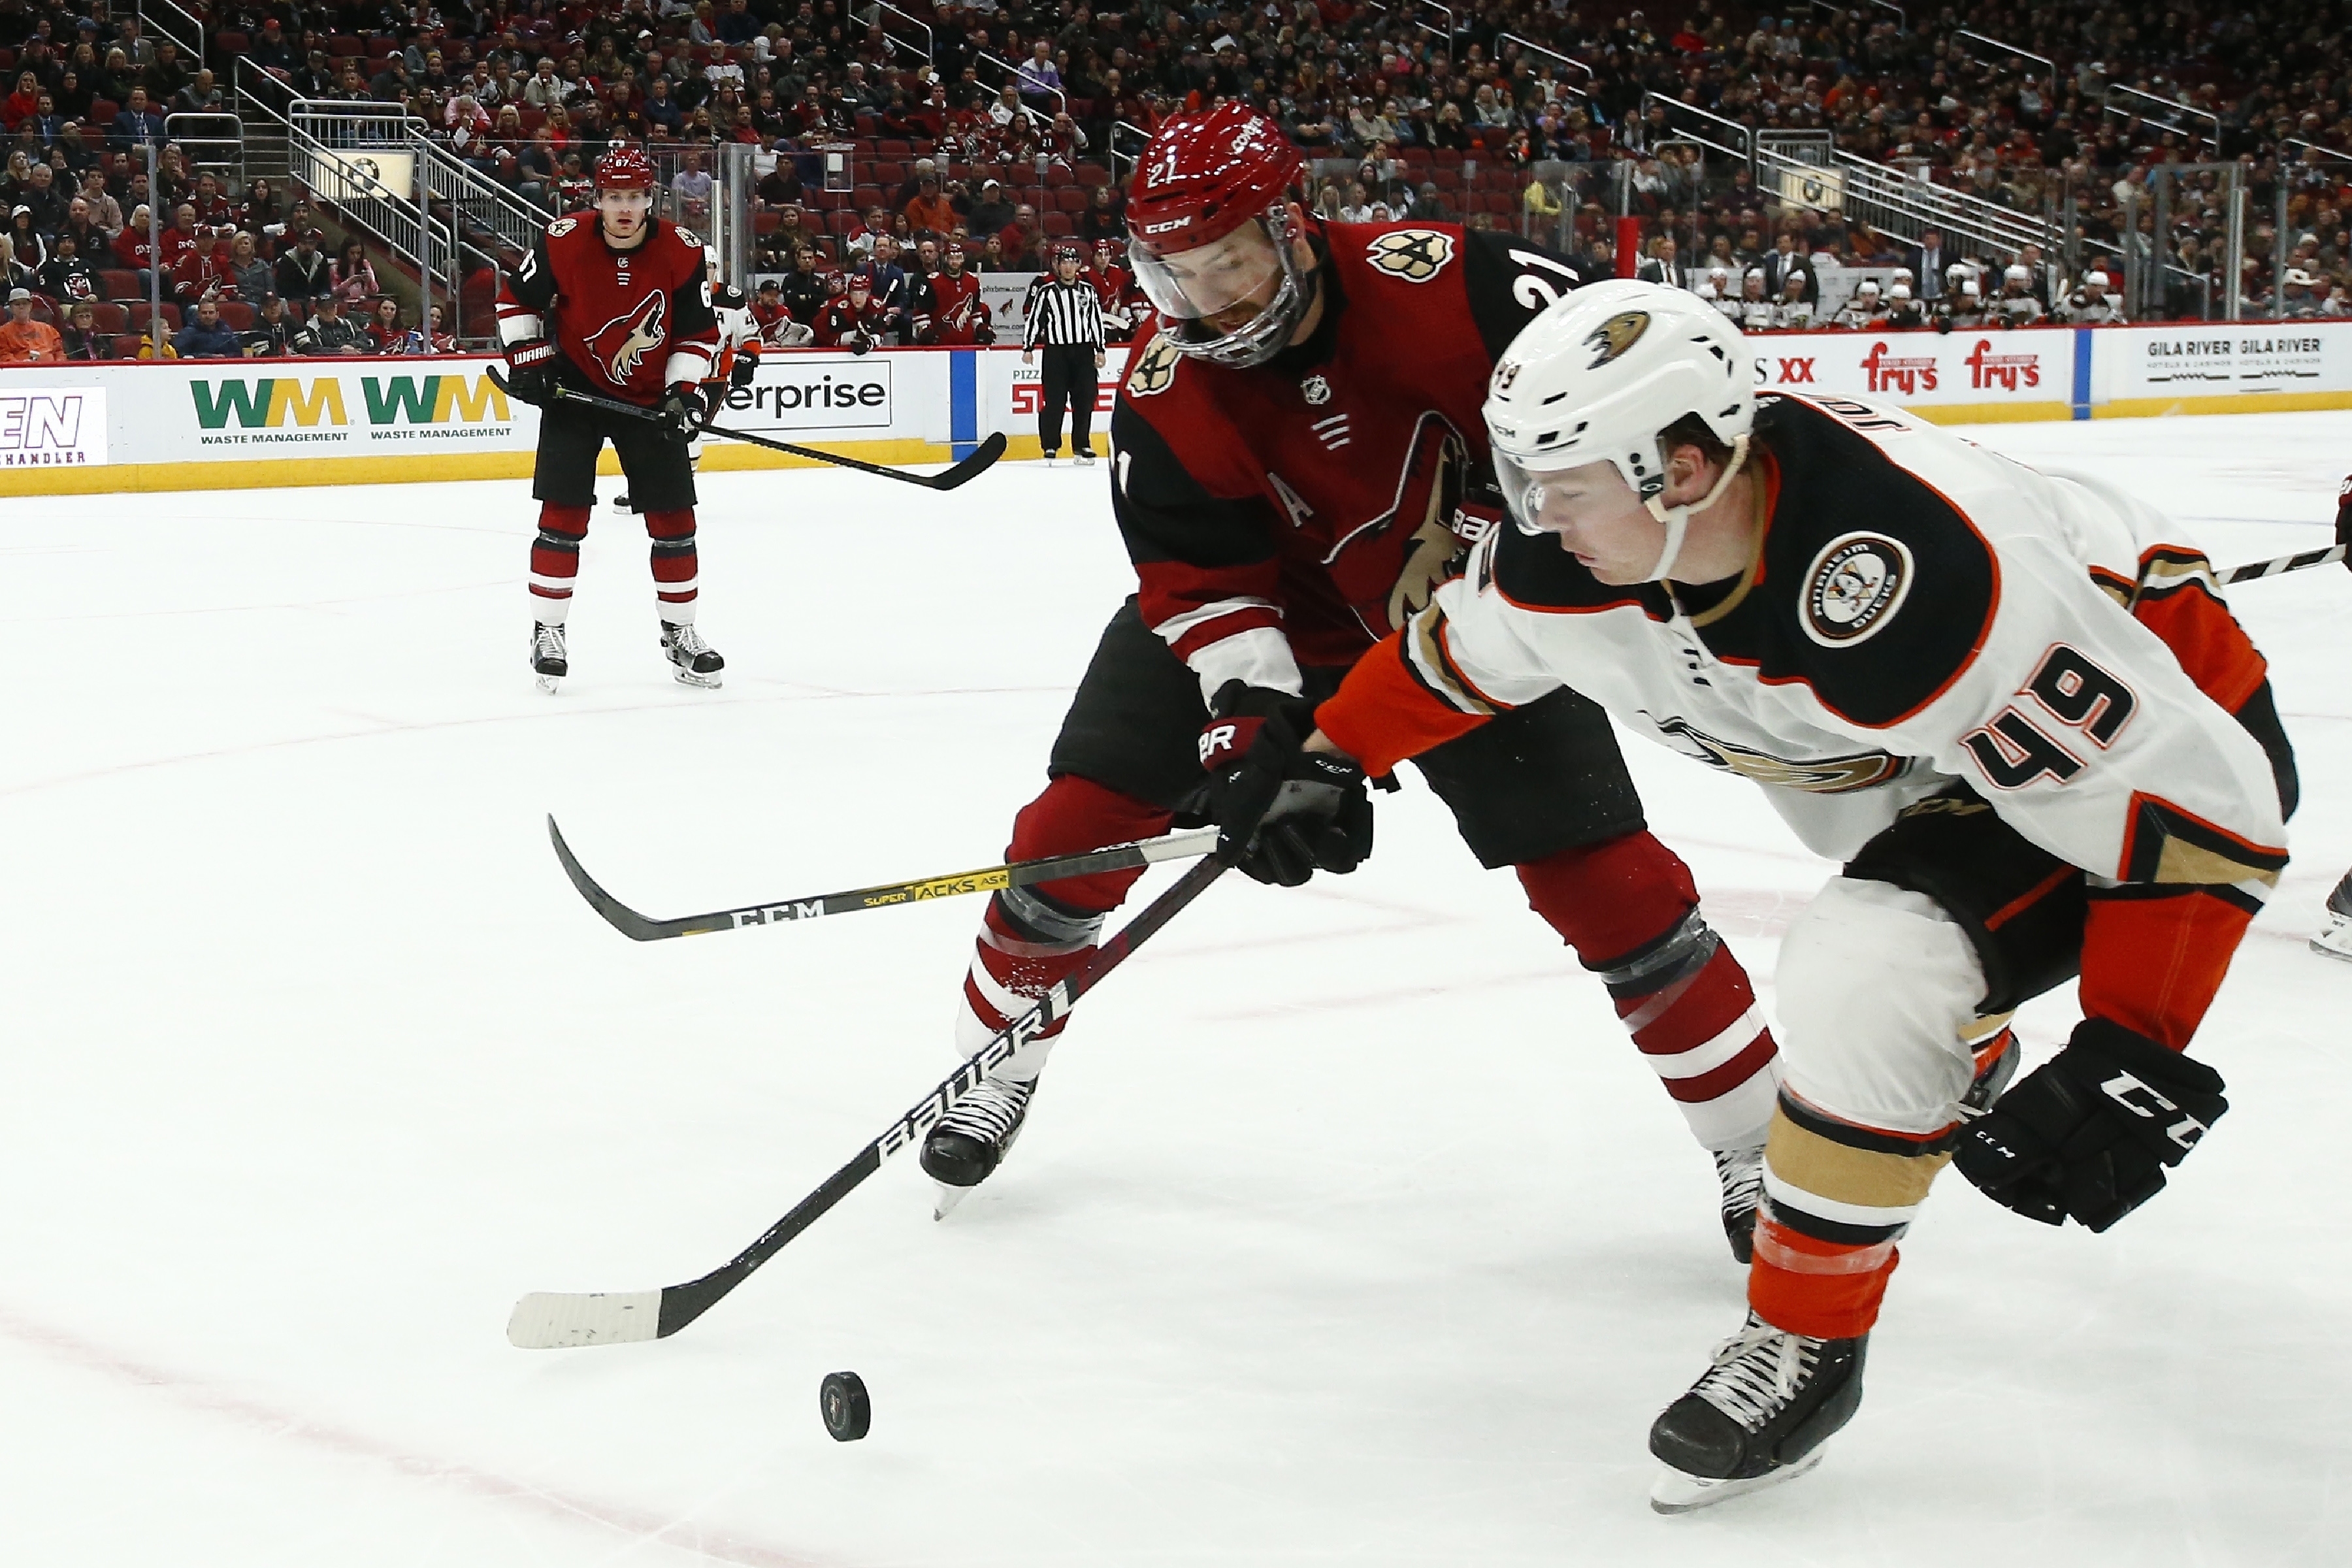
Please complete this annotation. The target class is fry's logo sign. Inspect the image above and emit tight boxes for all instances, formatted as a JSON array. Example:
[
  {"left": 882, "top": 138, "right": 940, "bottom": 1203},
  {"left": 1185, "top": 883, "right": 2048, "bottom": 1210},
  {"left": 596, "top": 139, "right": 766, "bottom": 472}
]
[
  {"left": 190, "top": 375, "right": 512, "bottom": 429},
  {"left": 1860, "top": 341, "right": 1938, "bottom": 394},
  {"left": 1963, "top": 339, "right": 2040, "bottom": 391}
]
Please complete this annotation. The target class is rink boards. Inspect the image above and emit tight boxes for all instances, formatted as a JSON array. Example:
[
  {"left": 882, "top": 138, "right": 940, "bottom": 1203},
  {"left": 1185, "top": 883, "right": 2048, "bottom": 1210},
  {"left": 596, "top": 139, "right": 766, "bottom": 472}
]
[{"left": 5, "top": 323, "right": 2351, "bottom": 494}]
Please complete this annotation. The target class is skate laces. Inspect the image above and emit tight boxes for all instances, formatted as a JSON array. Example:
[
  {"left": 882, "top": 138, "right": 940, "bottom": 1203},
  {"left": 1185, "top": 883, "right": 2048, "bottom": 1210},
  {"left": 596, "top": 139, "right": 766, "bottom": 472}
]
[
  {"left": 1714, "top": 1146, "right": 1765, "bottom": 1219},
  {"left": 1693, "top": 1311, "right": 1821, "bottom": 1433},
  {"left": 939, "top": 1076, "right": 1033, "bottom": 1142},
  {"left": 534, "top": 623, "right": 565, "bottom": 659},
  {"left": 664, "top": 623, "right": 710, "bottom": 656}
]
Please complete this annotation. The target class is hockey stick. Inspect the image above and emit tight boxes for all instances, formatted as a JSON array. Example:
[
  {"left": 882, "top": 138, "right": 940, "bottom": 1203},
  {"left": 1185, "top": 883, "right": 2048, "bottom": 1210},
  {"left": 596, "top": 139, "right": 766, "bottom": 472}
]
[
  {"left": 547, "top": 814, "right": 1218, "bottom": 941},
  {"left": 2221, "top": 543, "right": 2347, "bottom": 584},
  {"left": 507, "top": 855, "right": 1228, "bottom": 1348},
  {"left": 483, "top": 368, "right": 1007, "bottom": 491}
]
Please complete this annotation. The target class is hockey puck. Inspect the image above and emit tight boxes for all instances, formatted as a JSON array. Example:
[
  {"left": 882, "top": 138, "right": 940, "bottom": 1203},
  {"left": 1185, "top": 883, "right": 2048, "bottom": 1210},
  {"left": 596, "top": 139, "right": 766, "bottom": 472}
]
[{"left": 819, "top": 1371, "right": 871, "bottom": 1442}]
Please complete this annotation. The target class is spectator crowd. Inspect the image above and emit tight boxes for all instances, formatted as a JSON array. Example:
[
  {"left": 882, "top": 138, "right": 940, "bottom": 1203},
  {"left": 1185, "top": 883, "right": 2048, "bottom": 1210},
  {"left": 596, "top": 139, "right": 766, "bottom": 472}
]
[{"left": 4, "top": 0, "right": 2351, "bottom": 361}]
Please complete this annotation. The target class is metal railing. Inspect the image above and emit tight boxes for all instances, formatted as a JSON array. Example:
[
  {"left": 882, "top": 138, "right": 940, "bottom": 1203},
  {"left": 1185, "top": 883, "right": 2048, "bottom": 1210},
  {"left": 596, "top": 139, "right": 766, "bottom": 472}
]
[
  {"left": 866, "top": 1, "right": 935, "bottom": 68},
  {"left": 1497, "top": 33, "right": 1593, "bottom": 97},
  {"left": 414, "top": 135, "right": 551, "bottom": 274},
  {"left": 2103, "top": 84, "right": 2220, "bottom": 150},
  {"left": 1109, "top": 120, "right": 1150, "bottom": 185},
  {"left": 1636, "top": 93, "right": 1753, "bottom": 160},
  {"left": 977, "top": 49, "right": 1066, "bottom": 122},
  {"left": 134, "top": 0, "right": 206, "bottom": 68},
  {"left": 1954, "top": 29, "right": 2055, "bottom": 94},
  {"left": 1636, "top": 91, "right": 2057, "bottom": 261},
  {"left": 234, "top": 75, "right": 463, "bottom": 334},
  {"left": 162, "top": 111, "right": 244, "bottom": 180}
]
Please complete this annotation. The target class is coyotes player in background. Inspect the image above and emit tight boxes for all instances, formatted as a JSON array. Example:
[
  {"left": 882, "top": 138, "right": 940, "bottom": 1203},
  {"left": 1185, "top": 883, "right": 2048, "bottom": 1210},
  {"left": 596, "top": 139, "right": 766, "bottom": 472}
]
[
  {"left": 814, "top": 274, "right": 887, "bottom": 352},
  {"left": 914, "top": 240, "right": 994, "bottom": 345},
  {"left": 495, "top": 146, "right": 726, "bottom": 691},
  {"left": 1222, "top": 282, "right": 2297, "bottom": 1509},
  {"left": 921, "top": 105, "right": 1784, "bottom": 1256},
  {"left": 1087, "top": 238, "right": 1139, "bottom": 340}
]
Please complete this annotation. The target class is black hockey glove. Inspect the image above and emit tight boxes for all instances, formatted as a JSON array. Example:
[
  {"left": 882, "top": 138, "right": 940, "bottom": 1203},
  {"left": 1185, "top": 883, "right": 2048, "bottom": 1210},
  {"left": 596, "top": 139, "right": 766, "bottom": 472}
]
[
  {"left": 848, "top": 330, "right": 874, "bottom": 355},
  {"left": 657, "top": 383, "right": 709, "bottom": 443},
  {"left": 974, "top": 324, "right": 996, "bottom": 346},
  {"left": 729, "top": 350, "right": 759, "bottom": 389},
  {"left": 503, "top": 338, "right": 555, "bottom": 406},
  {"left": 1197, "top": 681, "right": 1373, "bottom": 887},
  {"left": 1955, "top": 1017, "right": 2228, "bottom": 1232}
]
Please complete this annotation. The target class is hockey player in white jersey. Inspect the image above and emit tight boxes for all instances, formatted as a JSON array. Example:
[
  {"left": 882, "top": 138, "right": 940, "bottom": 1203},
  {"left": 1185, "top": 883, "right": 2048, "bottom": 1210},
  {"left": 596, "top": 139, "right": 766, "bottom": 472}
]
[{"left": 1209, "top": 281, "right": 2296, "bottom": 1511}]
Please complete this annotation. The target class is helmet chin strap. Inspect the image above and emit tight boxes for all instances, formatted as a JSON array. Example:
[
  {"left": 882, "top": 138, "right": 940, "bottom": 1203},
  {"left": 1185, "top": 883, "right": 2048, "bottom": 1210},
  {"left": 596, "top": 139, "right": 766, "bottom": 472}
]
[{"left": 1639, "top": 434, "right": 1750, "bottom": 583}]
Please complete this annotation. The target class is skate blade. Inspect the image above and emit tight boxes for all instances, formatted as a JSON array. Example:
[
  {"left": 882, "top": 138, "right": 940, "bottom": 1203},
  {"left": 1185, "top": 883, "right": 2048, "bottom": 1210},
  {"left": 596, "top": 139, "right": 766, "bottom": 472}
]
[
  {"left": 671, "top": 668, "right": 723, "bottom": 690},
  {"left": 2310, "top": 920, "right": 2352, "bottom": 963},
  {"left": 933, "top": 1183, "right": 975, "bottom": 1221},
  {"left": 2311, "top": 935, "right": 2352, "bottom": 964},
  {"left": 536, "top": 674, "right": 562, "bottom": 694},
  {"left": 1650, "top": 1448, "right": 1823, "bottom": 1514}
]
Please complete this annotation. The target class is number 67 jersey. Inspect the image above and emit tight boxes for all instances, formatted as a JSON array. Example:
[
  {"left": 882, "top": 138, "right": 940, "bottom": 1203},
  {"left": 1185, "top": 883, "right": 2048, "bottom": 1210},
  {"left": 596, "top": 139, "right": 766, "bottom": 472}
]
[
  {"left": 1321, "top": 391, "right": 2296, "bottom": 1034},
  {"left": 1111, "top": 221, "right": 1588, "bottom": 702}
]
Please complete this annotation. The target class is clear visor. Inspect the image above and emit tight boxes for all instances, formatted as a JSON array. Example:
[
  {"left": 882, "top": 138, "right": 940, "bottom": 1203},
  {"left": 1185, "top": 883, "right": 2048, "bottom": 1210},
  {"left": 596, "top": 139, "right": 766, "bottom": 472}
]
[
  {"left": 1494, "top": 451, "right": 1633, "bottom": 538},
  {"left": 1131, "top": 217, "right": 1284, "bottom": 322}
]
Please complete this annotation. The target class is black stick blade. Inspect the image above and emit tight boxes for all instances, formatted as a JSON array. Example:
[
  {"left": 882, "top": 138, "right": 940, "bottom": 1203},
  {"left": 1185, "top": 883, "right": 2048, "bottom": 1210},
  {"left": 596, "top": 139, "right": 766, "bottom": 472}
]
[
  {"left": 926, "top": 431, "right": 1008, "bottom": 490},
  {"left": 546, "top": 815, "right": 728, "bottom": 940}
]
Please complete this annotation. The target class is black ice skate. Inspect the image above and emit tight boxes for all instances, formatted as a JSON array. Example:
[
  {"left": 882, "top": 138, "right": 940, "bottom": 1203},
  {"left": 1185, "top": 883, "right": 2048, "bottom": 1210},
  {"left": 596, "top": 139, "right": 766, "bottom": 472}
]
[
  {"left": 661, "top": 621, "right": 723, "bottom": 689},
  {"left": 1648, "top": 1309, "right": 1866, "bottom": 1513},
  {"left": 532, "top": 621, "right": 568, "bottom": 693},
  {"left": 2313, "top": 870, "right": 2352, "bottom": 964},
  {"left": 922, "top": 1073, "right": 1036, "bottom": 1218},
  {"left": 1715, "top": 1145, "right": 1764, "bottom": 1263}
]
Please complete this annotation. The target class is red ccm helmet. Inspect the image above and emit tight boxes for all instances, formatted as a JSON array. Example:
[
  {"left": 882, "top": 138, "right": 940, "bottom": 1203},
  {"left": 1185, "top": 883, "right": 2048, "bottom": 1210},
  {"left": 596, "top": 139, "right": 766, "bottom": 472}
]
[
  {"left": 1126, "top": 104, "right": 1313, "bottom": 368},
  {"left": 595, "top": 145, "right": 657, "bottom": 193}
]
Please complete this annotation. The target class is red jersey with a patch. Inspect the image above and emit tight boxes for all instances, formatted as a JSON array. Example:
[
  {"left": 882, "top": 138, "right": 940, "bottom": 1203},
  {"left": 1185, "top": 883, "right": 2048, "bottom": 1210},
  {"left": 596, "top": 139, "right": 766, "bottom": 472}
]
[
  {"left": 922, "top": 269, "right": 990, "bottom": 344},
  {"left": 814, "top": 295, "right": 889, "bottom": 348},
  {"left": 495, "top": 213, "right": 718, "bottom": 405},
  {"left": 1110, "top": 222, "right": 1588, "bottom": 696}
]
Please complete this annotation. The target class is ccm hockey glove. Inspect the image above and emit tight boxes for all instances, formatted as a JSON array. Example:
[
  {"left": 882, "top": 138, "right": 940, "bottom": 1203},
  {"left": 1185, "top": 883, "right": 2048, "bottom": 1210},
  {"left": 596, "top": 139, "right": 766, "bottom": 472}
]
[
  {"left": 658, "top": 383, "right": 710, "bottom": 442},
  {"left": 1199, "top": 680, "right": 1373, "bottom": 888},
  {"left": 504, "top": 338, "right": 556, "bottom": 406},
  {"left": 1955, "top": 1017, "right": 2229, "bottom": 1232}
]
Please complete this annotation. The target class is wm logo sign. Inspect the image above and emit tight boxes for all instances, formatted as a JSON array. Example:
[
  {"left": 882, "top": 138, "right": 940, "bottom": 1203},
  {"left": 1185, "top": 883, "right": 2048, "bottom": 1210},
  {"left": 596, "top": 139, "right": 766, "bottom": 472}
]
[
  {"left": 360, "top": 376, "right": 511, "bottom": 424},
  {"left": 189, "top": 376, "right": 510, "bottom": 429},
  {"left": 191, "top": 379, "right": 347, "bottom": 429}
]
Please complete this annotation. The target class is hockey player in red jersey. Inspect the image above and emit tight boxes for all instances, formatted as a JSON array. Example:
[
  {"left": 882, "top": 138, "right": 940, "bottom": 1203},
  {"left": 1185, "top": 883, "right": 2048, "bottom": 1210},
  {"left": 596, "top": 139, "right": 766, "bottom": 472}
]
[
  {"left": 916, "top": 241, "right": 994, "bottom": 346},
  {"left": 813, "top": 274, "right": 887, "bottom": 352},
  {"left": 1219, "top": 282, "right": 2298, "bottom": 1509},
  {"left": 1088, "top": 238, "right": 1139, "bottom": 340},
  {"left": 495, "top": 146, "right": 726, "bottom": 691},
  {"left": 922, "top": 105, "right": 1785, "bottom": 1256}
]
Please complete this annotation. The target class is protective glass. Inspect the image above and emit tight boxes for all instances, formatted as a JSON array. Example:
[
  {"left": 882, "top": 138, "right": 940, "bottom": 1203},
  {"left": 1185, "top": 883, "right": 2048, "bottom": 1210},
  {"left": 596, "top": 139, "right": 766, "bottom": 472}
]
[{"left": 1130, "top": 218, "right": 1284, "bottom": 321}]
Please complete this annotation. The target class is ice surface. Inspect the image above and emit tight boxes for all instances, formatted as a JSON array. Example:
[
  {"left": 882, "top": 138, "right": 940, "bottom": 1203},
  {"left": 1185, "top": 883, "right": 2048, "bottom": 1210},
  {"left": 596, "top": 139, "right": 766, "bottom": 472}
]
[{"left": 1, "top": 412, "right": 2347, "bottom": 1566}]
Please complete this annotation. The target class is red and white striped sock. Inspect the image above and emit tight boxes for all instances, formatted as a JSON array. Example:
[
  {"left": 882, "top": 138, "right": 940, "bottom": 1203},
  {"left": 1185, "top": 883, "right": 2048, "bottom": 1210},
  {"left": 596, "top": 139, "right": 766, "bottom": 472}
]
[
  {"left": 530, "top": 503, "right": 589, "bottom": 625},
  {"left": 952, "top": 774, "right": 1171, "bottom": 1075},
  {"left": 1518, "top": 832, "right": 1782, "bottom": 1150},
  {"left": 645, "top": 508, "right": 697, "bottom": 622}
]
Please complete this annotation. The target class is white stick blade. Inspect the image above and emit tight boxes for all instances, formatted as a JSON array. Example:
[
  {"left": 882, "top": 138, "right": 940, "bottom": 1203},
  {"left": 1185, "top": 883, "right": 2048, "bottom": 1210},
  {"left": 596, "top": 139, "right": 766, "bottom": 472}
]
[{"left": 506, "top": 1289, "right": 662, "bottom": 1348}]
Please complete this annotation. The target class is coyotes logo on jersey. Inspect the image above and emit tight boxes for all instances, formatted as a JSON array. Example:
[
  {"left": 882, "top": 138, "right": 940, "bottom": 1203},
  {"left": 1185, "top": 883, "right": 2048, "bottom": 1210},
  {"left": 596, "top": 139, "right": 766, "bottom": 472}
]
[{"left": 589, "top": 290, "right": 670, "bottom": 385}]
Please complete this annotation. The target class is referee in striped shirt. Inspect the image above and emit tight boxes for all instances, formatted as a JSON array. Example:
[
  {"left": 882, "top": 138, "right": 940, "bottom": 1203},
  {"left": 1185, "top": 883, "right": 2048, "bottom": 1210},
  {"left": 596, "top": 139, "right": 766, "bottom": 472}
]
[{"left": 1022, "top": 244, "right": 1107, "bottom": 466}]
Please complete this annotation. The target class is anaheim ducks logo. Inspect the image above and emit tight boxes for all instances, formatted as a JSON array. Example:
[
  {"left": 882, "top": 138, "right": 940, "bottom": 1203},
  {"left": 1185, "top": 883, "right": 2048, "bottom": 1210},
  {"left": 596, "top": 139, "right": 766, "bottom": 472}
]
[
  {"left": 1584, "top": 310, "right": 1650, "bottom": 368},
  {"left": 1803, "top": 531, "right": 1914, "bottom": 647},
  {"left": 589, "top": 289, "right": 668, "bottom": 384},
  {"left": 1126, "top": 331, "right": 1181, "bottom": 397},
  {"left": 1650, "top": 715, "right": 1907, "bottom": 794},
  {"left": 1365, "top": 229, "right": 1454, "bottom": 283}
]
